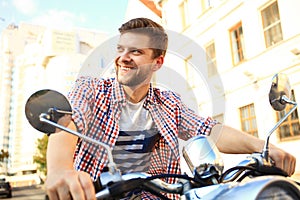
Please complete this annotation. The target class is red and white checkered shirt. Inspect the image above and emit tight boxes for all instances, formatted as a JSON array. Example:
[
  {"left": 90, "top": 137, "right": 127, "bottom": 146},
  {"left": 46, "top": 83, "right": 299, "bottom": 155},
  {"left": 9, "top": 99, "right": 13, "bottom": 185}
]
[{"left": 68, "top": 76, "right": 218, "bottom": 199}]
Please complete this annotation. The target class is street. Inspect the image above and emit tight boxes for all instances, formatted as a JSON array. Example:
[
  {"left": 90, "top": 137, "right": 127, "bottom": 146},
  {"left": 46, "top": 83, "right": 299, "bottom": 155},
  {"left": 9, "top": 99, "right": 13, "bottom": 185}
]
[{"left": 0, "top": 185, "right": 46, "bottom": 200}]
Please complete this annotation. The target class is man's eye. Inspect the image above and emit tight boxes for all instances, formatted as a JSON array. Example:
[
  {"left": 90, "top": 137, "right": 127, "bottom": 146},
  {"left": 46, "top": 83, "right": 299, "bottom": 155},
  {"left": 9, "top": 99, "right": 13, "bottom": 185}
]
[
  {"left": 132, "top": 49, "right": 142, "bottom": 55},
  {"left": 117, "top": 47, "right": 123, "bottom": 52}
]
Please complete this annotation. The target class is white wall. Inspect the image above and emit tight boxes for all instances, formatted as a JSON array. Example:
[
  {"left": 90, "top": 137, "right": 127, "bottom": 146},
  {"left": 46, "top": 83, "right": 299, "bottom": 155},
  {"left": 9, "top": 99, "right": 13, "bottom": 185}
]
[{"left": 160, "top": 0, "right": 300, "bottom": 177}]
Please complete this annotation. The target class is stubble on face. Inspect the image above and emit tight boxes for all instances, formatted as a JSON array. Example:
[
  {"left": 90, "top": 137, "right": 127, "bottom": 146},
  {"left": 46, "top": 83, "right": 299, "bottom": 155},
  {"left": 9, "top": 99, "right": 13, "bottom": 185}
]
[
  {"left": 115, "top": 33, "right": 155, "bottom": 88},
  {"left": 116, "top": 61, "right": 153, "bottom": 87}
]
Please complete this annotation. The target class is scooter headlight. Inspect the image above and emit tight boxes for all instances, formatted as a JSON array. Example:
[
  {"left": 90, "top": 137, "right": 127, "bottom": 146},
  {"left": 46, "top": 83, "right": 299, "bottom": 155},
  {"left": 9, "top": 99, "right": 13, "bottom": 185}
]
[{"left": 182, "top": 135, "right": 224, "bottom": 176}]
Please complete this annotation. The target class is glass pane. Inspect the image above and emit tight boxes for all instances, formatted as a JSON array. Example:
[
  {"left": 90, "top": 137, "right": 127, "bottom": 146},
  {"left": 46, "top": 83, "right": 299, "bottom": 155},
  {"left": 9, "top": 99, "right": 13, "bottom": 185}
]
[
  {"left": 250, "top": 105, "right": 255, "bottom": 116},
  {"left": 279, "top": 126, "right": 284, "bottom": 138},
  {"left": 262, "top": 2, "right": 279, "bottom": 27},
  {"left": 291, "top": 109, "right": 298, "bottom": 120},
  {"left": 241, "top": 108, "right": 247, "bottom": 118},
  {"left": 282, "top": 125, "right": 290, "bottom": 137},
  {"left": 206, "top": 43, "right": 215, "bottom": 58},
  {"left": 206, "top": 42, "right": 217, "bottom": 77},
  {"left": 241, "top": 122, "right": 245, "bottom": 130},
  {"left": 238, "top": 26, "right": 243, "bottom": 36},
  {"left": 252, "top": 118, "right": 257, "bottom": 129},
  {"left": 244, "top": 121, "right": 250, "bottom": 131},
  {"left": 262, "top": 6, "right": 271, "bottom": 27},
  {"left": 277, "top": 93, "right": 300, "bottom": 139},
  {"left": 292, "top": 123, "right": 300, "bottom": 136},
  {"left": 231, "top": 32, "right": 238, "bottom": 49},
  {"left": 271, "top": 2, "right": 280, "bottom": 21},
  {"left": 245, "top": 120, "right": 251, "bottom": 131},
  {"left": 279, "top": 110, "right": 286, "bottom": 119},
  {"left": 264, "top": 30, "right": 272, "bottom": 47},
  {"left": 240, "top": 104, "right": 257, "bottom": 136},
  {"left": 271, "top": 24, "right": 283, "bottom": 43},
  {"left": 262, "top": 2, "right": 282, "bottom": 48}
]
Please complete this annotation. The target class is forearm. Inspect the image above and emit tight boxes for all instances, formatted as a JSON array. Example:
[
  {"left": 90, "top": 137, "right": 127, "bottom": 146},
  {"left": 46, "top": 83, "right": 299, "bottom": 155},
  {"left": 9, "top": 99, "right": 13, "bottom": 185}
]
[
  {"left": 209, "top": 124, "right": 265, "bottom": 154},
  {"left": 47, "top": 121, "right": 78, "bottom": 173},
  {"left": 45, "top": 120, "right": 96, "bottom": 199}
]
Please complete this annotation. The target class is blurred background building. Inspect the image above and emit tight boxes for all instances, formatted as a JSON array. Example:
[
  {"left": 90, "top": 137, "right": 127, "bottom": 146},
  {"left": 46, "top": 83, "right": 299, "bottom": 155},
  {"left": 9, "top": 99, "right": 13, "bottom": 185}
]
[
  {"left": 0, "top": 0, "right": 299, "bottom": 184},
  {"left": 0, "top": 21, "right": 107, "bottom": 181}
]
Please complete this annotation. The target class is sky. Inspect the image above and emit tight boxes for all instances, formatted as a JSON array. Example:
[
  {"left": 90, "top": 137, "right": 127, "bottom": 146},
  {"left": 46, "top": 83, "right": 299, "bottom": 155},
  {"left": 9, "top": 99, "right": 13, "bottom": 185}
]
[{"left": 0, "top": 0, "right": 129, "bottom": 34}]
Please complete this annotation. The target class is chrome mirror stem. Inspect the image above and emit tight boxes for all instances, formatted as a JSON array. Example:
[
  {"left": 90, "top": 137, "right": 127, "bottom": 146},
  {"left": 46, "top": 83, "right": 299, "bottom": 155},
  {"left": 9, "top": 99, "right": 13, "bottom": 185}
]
[
  {"left": 262, "top": 97, "right": 297, "bottom": 161},
  {"left": 39, "top": 113, "right": 119, "bottom": 174}
]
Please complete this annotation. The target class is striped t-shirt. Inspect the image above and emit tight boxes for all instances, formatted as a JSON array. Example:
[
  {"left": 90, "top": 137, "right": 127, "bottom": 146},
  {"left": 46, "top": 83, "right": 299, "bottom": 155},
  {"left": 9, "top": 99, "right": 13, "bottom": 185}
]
[{"left": 112, "top": 99, "right": 160, "bottom": 173}]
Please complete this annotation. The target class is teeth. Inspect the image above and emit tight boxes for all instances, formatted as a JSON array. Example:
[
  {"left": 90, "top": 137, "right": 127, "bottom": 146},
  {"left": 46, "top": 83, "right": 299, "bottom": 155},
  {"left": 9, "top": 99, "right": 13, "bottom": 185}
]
[{"left": 121, "top": 66, "right": 131, "bottom": 71}]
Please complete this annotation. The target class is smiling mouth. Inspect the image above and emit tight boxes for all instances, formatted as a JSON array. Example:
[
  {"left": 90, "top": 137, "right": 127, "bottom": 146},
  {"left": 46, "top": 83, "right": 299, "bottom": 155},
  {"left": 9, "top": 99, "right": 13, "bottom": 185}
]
[{"left": 119, "top": 65, "right": 136, "bottom": 71}]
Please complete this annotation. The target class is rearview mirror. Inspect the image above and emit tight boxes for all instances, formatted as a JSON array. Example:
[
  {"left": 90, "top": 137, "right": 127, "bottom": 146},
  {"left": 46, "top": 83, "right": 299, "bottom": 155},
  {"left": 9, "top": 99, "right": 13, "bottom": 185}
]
[
  {"left": 269, "top": 73, "right": 291, "bottom": 111},
  {"left": 24, "top": 89, "right": 72, "bottom": 134},
  {"left": 263, "top": 73, "right": 297, "bottom": 160}
]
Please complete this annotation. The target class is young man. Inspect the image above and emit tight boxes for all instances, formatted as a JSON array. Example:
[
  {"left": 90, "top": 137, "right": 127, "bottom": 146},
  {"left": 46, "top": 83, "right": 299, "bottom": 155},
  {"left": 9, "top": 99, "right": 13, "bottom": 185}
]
[{"left": 46, "top": 18, "right": 296, "bottom": 200}]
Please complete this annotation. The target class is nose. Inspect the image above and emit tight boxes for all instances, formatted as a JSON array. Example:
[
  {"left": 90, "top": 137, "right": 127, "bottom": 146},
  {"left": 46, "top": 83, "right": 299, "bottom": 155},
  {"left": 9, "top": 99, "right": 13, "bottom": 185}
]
[
  {"left": 117, "top": 50, "right": 131, "bottom": 63},
  {"left": 115, "top": 53, "right": 131, "bottom": 67}
]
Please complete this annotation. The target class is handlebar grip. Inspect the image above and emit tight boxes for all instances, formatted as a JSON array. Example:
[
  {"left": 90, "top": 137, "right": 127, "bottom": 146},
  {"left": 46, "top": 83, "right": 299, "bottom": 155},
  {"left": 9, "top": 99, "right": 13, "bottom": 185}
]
[
  {"left": 96, "top": 178, "right": 144, "bottom": 199},
  {"left": 109, "top": 178, "right": 144, "bottom": 196},
  {"left": 93, "top": 178, "right": 103, "bottom": 193},
  {"left": 258, "top": 165, "right": 288, "bottom": 176}
]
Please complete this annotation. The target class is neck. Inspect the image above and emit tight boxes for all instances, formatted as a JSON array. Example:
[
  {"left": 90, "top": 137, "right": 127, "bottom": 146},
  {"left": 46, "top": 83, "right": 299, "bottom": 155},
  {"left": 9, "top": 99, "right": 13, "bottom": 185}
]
[{"left": 123, "top": 84, "right": 150, "bottom": 103}]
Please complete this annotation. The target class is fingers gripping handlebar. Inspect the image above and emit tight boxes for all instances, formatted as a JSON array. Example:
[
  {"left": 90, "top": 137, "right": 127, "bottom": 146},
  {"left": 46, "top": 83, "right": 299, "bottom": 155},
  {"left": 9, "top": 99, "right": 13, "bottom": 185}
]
[{"left": 95, "top": 172, "right": 187, "bottom": 199}]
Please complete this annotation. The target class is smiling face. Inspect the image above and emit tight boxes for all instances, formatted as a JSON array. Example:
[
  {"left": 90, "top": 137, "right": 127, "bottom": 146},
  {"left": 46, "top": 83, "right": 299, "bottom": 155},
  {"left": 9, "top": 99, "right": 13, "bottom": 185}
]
[{"left": 115, "top": 32, "right": 163, "bottom": 89}]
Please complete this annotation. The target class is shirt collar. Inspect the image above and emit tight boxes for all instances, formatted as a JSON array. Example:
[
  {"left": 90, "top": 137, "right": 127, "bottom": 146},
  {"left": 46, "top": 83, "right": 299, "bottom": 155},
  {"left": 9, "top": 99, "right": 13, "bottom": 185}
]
[
  {"left": 111, "top": 78, "right": 127, "bottom": 105},
  {"left": 145, "top": 84, "right": 160, "bottom": 106}
]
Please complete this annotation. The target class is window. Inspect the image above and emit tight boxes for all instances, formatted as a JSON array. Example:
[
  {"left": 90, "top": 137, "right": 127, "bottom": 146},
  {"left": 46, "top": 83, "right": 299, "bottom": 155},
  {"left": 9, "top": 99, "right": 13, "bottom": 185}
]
[
  {"left": 184, "top": 55, "right": 196, "bottom": 88},
  {"left": 261, "top": 1, "right": 283, "bottom": 48},
  {"left": 206, "top": 41, "right": 217, "bottom": 77},
  {"left": 181, "top": 0, "right": 212, "bottom": 29},
  {"left": 22, "top": 169, "right": 37, "bottom": 175},
  {"left": 179, "top": 0, "right": 190, "bottom": 29},
  {"left": 277, "top": 90, "right": 300, "bottom": 140},
  {"left": 240, "top": 104, "right": 258, "bottom": 137},
  {"left": 230, "top": 22, "right": 245, "bottom": 65}
]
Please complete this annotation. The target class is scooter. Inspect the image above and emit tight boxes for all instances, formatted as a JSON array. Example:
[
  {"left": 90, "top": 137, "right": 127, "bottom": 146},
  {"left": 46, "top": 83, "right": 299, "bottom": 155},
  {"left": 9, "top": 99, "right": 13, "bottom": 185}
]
[{"left": 25, "top": 73, "right": 300, "bottom": 199}]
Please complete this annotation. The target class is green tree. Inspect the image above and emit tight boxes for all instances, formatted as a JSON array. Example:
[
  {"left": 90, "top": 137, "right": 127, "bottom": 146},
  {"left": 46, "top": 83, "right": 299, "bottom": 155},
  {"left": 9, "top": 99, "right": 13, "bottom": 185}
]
[{"left": 33, "top": 135, "right": 48, "bottom": 175}]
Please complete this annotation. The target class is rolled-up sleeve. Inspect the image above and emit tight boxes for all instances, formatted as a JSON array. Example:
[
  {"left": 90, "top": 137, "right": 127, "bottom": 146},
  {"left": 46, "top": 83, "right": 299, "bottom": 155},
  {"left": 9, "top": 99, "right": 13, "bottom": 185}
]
[{"left": 178, "top": 102, "right": 219, "bottom": 140}]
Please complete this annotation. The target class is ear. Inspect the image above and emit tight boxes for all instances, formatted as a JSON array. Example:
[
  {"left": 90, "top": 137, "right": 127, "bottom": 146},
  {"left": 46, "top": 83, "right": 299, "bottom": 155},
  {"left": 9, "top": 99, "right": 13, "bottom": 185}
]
[{"left": 152, "top": 55, "right": 164, "bottom": 72}]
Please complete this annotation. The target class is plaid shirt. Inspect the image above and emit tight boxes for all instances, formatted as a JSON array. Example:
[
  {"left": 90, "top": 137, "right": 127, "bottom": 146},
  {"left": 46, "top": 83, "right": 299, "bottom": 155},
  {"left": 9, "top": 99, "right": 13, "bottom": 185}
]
[{"left": 68, "top": 76, "right": 217, "bottom": 199}]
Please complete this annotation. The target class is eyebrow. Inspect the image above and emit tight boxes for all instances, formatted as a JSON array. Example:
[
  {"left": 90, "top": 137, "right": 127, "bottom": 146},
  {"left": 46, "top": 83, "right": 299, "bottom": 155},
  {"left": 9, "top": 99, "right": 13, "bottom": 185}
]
[{"left": 116, "top": 45, "right": 150, "bottom": 51}]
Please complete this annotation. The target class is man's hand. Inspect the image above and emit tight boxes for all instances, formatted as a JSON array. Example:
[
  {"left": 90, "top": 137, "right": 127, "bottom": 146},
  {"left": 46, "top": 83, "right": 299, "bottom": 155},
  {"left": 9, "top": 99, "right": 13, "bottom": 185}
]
[
  {"left": 211, "top": 124, "right": 296, "bottom": 176},
  {"left": 269, "top": 145, "right": 296, "bottom": 176},
  {"left": 46, "top": 120, "right": 95, "bottom": 200},
  {"left": 46, "top": 169, "right": 96, "bottom": 200}
]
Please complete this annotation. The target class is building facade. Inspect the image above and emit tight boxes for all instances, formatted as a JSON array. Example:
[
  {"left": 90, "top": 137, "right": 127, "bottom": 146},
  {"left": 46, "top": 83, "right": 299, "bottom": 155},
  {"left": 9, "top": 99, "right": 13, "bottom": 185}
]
[
  {"left": 0, "top": 22, "right": 107, "bottom": 175},
  {"left": 132, "top": 0, "right": 300, "bottom": 177}
]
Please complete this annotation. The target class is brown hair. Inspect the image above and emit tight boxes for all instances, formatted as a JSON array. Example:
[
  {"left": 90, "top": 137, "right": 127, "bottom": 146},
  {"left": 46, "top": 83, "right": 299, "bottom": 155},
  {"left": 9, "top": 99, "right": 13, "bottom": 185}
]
[{"left": 118, "top": 17, "right": 168, "bottom": 58}]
